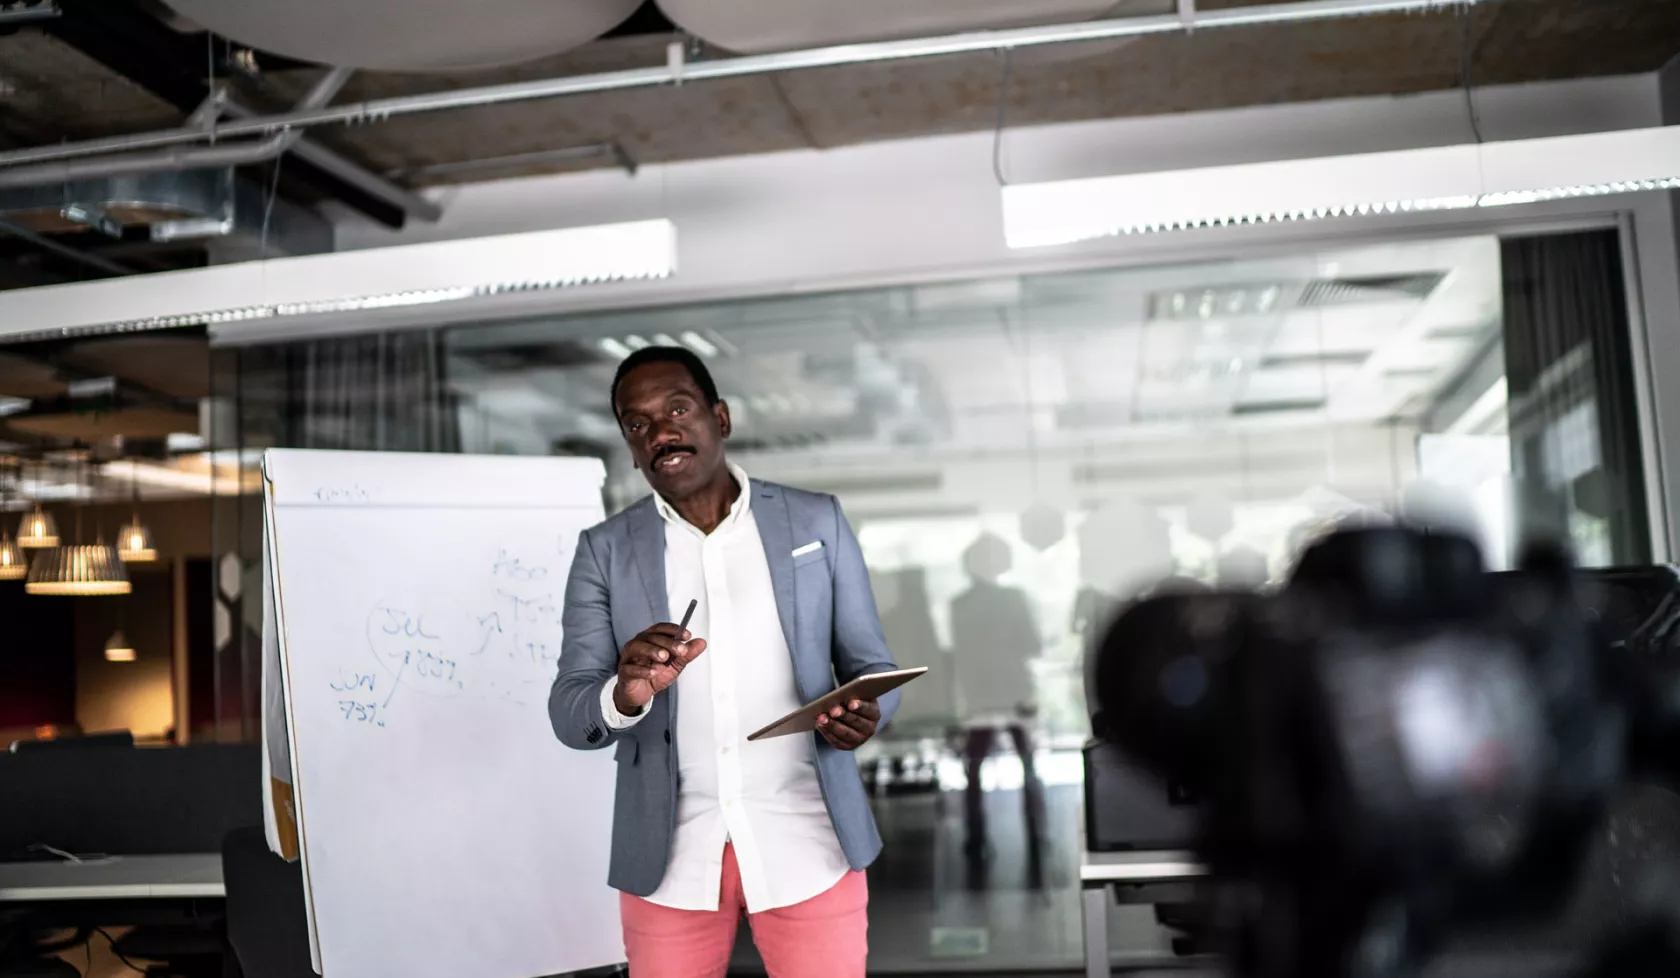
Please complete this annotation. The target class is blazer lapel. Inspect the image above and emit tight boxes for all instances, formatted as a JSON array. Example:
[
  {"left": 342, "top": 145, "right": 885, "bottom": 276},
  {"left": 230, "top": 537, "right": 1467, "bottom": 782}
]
[
  {"left": 751, "top": 480, "right": 800, "bottom": 664},
  {"left": 625, "top": 496, "right": 674, "bottom": 733},
  {"left": 627, "top": 497, "right": 669, "bottom": 624}
]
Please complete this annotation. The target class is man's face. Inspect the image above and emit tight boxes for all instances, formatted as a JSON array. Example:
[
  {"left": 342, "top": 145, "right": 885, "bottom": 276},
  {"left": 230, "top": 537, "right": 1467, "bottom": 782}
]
[{"left": 615, "top": 360, "right": 731, "bottom": 501}]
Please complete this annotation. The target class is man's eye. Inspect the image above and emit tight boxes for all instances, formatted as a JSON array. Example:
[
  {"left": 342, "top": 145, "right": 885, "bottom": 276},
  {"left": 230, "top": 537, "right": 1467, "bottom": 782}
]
[
  {"left": 627, "top": 421, "right": 645, "bottom": 432},
  {"left": 672, "top": 406, "right": 688, "bottom": 416}
]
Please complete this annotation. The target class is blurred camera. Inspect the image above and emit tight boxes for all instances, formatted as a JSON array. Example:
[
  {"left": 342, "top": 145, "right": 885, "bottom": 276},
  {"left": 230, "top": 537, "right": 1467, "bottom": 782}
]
[{"left": 1090, "top": 524, "right": 1680, "bottom": 978}]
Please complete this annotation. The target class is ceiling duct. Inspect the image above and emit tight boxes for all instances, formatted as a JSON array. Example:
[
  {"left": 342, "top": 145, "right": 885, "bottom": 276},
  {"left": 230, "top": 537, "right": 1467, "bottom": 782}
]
[{"left": 0, "top": 169, "right": 332, "bottom": 260}]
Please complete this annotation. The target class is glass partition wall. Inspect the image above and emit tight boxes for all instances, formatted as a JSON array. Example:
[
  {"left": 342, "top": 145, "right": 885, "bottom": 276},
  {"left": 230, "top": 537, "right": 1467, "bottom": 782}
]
[{"left": 229, "top": 225, "right": 1656, "bottom": 972}]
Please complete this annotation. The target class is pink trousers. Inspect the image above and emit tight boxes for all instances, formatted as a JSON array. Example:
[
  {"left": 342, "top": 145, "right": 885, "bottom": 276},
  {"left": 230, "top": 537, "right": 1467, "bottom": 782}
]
[{"left": 619, "top": 844, "right": 869, "bottom": 978}]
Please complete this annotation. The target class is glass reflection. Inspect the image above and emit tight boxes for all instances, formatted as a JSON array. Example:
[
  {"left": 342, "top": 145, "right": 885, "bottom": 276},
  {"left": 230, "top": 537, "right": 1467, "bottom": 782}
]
[{"left": 228, "top": 228, "right": 1652, "bottom": 972}]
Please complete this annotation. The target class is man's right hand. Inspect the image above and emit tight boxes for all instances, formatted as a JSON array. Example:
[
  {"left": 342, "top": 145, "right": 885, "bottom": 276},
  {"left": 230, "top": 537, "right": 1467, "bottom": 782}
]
[{"left": 614, "top": 623, "right": 706, "bottom": 716}]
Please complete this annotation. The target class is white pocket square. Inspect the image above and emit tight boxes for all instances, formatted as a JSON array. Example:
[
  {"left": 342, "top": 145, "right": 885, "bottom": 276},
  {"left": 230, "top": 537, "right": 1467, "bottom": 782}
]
[{"left": 791, "top": 541, "right": 824, "bottom": 557}]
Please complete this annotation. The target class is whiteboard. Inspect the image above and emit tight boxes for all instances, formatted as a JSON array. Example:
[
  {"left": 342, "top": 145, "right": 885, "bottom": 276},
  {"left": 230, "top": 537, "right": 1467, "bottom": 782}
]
[{"left": 263, "top": 449, "right": 622, "bottom": 978}]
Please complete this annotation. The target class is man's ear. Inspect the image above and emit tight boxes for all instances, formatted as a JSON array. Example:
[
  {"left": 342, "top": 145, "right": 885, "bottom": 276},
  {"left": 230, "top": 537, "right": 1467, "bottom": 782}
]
[{"left": 715, "top": 399, "right": 732, "bottom": 439}]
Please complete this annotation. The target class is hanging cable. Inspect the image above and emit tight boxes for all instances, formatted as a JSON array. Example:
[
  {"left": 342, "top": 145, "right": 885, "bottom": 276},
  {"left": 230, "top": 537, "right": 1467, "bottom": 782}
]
[
  {"left": 260, "top": 154, "right": 284, "bottom": 260},
  {"left": 1461, "top": 4, "right": 1485, "bottom": 144},
  {"left": 992, "top": 48, "right": 1015, "bottom": 187}
]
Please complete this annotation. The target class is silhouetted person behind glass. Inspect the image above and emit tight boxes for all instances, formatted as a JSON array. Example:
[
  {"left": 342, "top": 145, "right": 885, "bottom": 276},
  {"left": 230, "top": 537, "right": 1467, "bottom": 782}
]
[
  {"left": 947, "top": 532, "right": 1042, "bottom": 865},
  {"left": 1216, "top": 544, "right": 1269, "bottom": 589},
  {"left": 1074, "top": 502, "right": 1173, "bottom": 728},
  {"left": 872, "top": 567, "right": 952, "bottom": 727}
]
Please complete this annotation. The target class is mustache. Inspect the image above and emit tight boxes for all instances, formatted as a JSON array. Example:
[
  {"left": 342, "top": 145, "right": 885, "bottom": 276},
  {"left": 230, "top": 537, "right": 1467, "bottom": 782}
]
[{"left": 652, "top": 444, "right": 696, "bottom": 463}]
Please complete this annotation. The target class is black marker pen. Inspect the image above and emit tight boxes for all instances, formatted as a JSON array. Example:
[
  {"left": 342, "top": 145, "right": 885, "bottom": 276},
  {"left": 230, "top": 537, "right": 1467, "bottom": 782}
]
[{"left": 679, "top": 598, "right": 697, "bottom": 632}]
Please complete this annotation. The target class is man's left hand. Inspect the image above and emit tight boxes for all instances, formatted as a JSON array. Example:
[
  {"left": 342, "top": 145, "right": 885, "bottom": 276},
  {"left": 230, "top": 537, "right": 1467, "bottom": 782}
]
[{"left": 816, "top": 698, "right": 880, "bottom": 751}]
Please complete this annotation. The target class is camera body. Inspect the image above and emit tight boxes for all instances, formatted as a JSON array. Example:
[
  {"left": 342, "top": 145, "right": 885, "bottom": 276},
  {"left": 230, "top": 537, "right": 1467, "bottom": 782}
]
[{"left": 1091, "top": 525, "right": 1677, "bottom": 978}]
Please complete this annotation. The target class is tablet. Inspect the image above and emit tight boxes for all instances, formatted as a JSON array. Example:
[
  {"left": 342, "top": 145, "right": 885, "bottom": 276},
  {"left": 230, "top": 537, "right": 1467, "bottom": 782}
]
[{"left": 747, "top": 667, "right": 929, "bottom": 741}]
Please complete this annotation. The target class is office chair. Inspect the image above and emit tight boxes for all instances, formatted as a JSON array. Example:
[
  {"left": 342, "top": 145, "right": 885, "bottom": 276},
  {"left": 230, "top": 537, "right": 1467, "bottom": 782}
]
[{"left": 221, "top": 828, "right": 313, "bottom": 978}]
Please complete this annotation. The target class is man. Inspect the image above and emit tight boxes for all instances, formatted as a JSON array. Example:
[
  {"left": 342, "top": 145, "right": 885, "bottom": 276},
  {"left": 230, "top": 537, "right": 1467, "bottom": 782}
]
[{"left": 549, "top": 346, "right": 901, "bottom": 978}]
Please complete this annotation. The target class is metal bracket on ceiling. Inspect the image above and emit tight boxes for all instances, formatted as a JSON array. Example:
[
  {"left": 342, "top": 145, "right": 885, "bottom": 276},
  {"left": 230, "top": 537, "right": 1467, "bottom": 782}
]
[
  {"left": 1178, "top": 0, "right": 1197, "bottom": 31},
  {"left": 187, "top": 86, "right": 232, "bottom": 132},
  {"left": 667, "top": 40, "right": 686, "bottom": 86},
  {"left": 608, "top": 142, "right": 640, "bottom": 177},
  {"left": 60, "top": 202, "right": 122, "bottom": 238}
]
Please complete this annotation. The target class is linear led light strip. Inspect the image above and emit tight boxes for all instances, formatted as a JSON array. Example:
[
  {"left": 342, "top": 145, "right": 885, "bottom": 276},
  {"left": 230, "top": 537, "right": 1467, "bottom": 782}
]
[
  {"left": 110, "top": 280, "right": 662, "bottom": 332},
  {"left": 1002, "top": 126, "right": 1680, "bottom": 248},
  {"left": 0, "top": 219, "right": 676, "bottom": 340},
  {"left": 599, "top": 330, "right": 724, "bottom": 359}
]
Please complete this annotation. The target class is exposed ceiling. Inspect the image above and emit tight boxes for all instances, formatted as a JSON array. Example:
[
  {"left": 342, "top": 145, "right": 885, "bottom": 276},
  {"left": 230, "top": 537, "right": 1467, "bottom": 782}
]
[
  {"left": 251, "top": 0, "right": 1680, "bottom": 182},
  {"left": 0, "top": 0, "right": 1675, "bottom": 287}
]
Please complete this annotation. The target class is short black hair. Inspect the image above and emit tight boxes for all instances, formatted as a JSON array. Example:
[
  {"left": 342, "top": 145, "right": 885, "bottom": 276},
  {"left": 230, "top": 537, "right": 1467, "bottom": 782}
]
[{"left": 609, "top": 346, "right": 719, "bottom": 419}]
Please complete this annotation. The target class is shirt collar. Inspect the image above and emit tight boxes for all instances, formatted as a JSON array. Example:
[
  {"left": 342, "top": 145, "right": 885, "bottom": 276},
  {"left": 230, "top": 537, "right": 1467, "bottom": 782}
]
[{"left": 654, "top": 461, "right": 752, "bottom": 534}]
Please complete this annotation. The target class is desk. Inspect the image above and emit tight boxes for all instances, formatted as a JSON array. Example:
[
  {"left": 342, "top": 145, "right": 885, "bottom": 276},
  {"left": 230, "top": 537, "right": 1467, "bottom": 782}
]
[
  {"left": 1081, "top": 850, "right": 1207, "bottom": 978},
  {"left": 0, "top": 854, "right": 224, "bottom": 902}
]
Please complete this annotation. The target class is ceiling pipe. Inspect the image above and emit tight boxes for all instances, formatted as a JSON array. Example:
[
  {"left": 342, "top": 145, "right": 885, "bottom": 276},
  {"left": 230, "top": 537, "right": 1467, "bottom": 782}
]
[
  {"left": 218, "top": 98, "right": 443, "bottom": 222},
  {"left": 0, "top": 138, "right": 297, "bottom": 190},
  {"left": 0, "top": 0, "right": 1487, "bottom": 171},
  {"left": 0, "top": 67, "right": 352, "bottom": 190}
]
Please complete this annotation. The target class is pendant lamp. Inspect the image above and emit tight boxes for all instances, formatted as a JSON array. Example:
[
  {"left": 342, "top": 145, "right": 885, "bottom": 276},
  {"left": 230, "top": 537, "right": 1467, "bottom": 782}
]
[
  {"left": 26, "top": 453, "right": 130, "bottom": 596},
  {"left": 0, "top": 535, "right": 23, "bottom": 581},
  {"left": 0, "top": 459, "right": 24, "bottom": 580},
  {"left": 117, "top": 463, "right": 157, "bottom": 562},
  {"left": 117, "top": 521, "right": 157, "bottom": 563},
  {"left": 17, "top": 505, "right": 58, "bottom": 548},
  {"left": 104, "top": 630, "right": 136, "bottom": 662},
  {"left": 17, "top": 459, "right": 58, "bottom": 548},
  {"left": 27, "top": 542, "right": 132, "bottom": 596}
]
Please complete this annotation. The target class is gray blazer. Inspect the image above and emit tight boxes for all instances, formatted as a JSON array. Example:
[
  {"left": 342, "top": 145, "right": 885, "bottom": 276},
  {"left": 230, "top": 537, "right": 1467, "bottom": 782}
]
[{"left": 549, "top": 478, "right": 901, "bottom": 897}]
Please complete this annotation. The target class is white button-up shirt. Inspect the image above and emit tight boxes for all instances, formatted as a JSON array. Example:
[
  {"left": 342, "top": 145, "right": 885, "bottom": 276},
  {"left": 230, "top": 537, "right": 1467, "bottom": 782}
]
[{"left": 600, "top": 464, "right": 850, "bottom": 913}]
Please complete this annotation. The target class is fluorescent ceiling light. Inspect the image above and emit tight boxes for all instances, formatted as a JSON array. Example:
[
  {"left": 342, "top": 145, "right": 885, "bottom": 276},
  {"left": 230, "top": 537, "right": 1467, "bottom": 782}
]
[
  {"left": 0, "top": 220, "right": 677, "bottom": 340},
  {"left": 102, "top": 457, "right": 264, "bottom": 496},
  {"left": 166, "top": 432, "right": 207, "bottom": 452},
  {"left": 1150, "top": 285, "right": 1289, "bottom": 320},
  {"left": 679, "top": 331, "right": 719, "bottom": 357},
  {"left": 1003, "top": 126, "right": 1680, "bottom": 248},
  {"left": 598, "top": 329, "right": 721, "bottom": 359}
]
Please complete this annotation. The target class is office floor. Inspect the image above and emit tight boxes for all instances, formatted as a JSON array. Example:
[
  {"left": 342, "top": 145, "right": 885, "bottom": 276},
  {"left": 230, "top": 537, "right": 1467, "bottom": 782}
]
[
  {"left": 721, "top": 747, "right": 1601, "bottom": 978},
  {"left": 730, "top": 755, "right": 1176, "bottom": 975}
]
